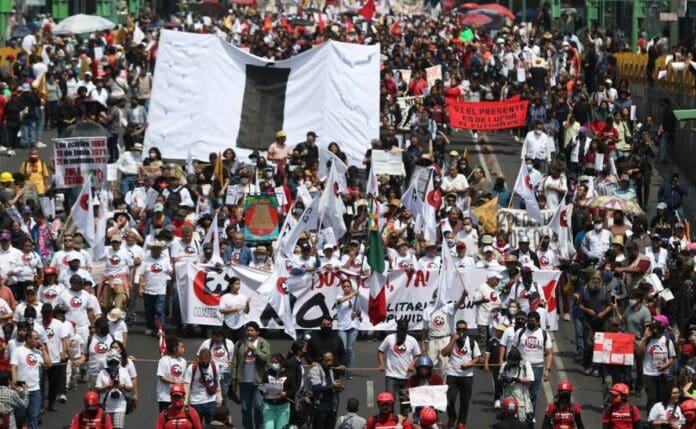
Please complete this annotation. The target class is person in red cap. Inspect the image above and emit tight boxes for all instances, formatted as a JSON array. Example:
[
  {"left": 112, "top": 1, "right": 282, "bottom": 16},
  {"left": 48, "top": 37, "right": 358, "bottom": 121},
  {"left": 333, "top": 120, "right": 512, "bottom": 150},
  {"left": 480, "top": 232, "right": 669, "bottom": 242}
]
[
  {"left": 491, "top": 397, "right": 527, "bottom": 429},
  {"left": 601, "top": 383, "right": 641, "bottom": 429},
  {"left": 366, "top": 392, "right": 413, "bottom": 429},
  {"left": 155, "top": 383, "right": 203, "bottom": 429},
  {"left": 418, "top": 407, "right": 438, "bottom": 429},
  {"left": 543, "top": 381, "right": 585, "bottom": 429},
  {"left": 681, "top": 399, "right": 696, "bottom": 429},
  {"left": 69, "top": 391, "right": 113, "bottom": 429}
]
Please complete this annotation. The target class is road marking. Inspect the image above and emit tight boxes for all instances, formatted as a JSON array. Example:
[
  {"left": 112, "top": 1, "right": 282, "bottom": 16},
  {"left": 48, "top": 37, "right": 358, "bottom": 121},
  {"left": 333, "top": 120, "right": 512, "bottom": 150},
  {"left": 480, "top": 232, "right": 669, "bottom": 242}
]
[
  {"left": 473, "top": 137, "right": 493, "bottom": 181},
  {"left": 366, "top": 379, "right": 374, "bottom": 408},
  {"left": 544, "top": 332, "right": 570, "bottom": 406}
]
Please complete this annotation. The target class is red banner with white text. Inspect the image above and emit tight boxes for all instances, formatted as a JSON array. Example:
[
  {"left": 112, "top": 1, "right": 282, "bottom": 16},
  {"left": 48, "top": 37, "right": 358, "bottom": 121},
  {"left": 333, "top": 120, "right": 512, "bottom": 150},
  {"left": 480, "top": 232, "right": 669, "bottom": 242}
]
[{"left": 448, "top": 99, "right": 529, "bottom": 131}]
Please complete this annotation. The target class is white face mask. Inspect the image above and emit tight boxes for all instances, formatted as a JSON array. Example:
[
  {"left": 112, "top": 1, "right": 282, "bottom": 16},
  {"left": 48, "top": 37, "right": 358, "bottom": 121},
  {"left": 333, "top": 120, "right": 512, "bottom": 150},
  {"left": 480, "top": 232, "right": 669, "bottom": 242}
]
[
  {"left": 534, "top": 129, "right": 542, "bottom": 136},
  {"left": 594, "top": 223, "right": 603, "bottom": 231},
  {"left": 628, "top": 299, "right": 638, "bottom": 307},
  {"left": 526, "top": 164, "right": 533, "bottom": 171},
  {"left": 464, "top": 225, "right": 473, "bottom": 232}
]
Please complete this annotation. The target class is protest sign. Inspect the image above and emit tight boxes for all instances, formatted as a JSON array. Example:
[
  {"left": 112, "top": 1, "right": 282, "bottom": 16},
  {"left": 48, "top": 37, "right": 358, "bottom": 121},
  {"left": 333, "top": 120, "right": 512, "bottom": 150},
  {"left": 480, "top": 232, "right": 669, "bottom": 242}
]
[
  {"left": 394, "top": 69, "right": 412, "bottom": 85},
  {"left": 372, "top": 150, "right": 406, "bottom": 176},
  {"left": 225, "top": 185, "right": 244, "bottom": 206},
  {"left": 53, "top": 137, "right": 108, "bottom": 188},
  {"left": 425, "top": 64, "right": 442, "bottom": 88},
  {"left": 145, "top": 188, "right": 160, "bottom": 210},
  {"left": 409, "top": 386, "right": 449, "bottom": 411},
  {"left": 448, "top": 99, "right": 529, "bottom": 131},
  {"left": 592, "top": 332, "right": 636, "bottom": 366},
  {"left": 244, "top": 194, "right": 281, "bottom": 241},
  {"left": 38, "top": 197, "right": 55, "bottom": 219},
  {"left": 140, "top": 165, "right": 162, "bottom": 178},
  {"left": 496, "top": 208, "right": 555, "bottom": 249},
  {"left": 396, "top": 96, "right": 423, "bottom": 130}
]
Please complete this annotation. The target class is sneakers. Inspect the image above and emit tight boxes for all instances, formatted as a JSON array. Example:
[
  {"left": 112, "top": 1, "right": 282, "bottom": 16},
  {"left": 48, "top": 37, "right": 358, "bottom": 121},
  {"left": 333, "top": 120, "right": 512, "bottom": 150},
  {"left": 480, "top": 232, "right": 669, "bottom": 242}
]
[
  {"left": 144, "top": 329, "right": 153, "bottom": 336},
  {"left": 6, "top": 150, "right": 16, "bottom": 156},
  {"left": 563, "top": 313, "right": 571, "bottom": 321},
  {"left": 456, "top": 423, "right": 466, "bottom": 429},
  {"left": 494, "top": 399, "right": 501, "bottom": 409},
  {"left": 58, "top": 394, "right": 67, "bottom": 403},
  {"left": 36, "top": 141, "right": 47, "bottom": 148},
  {"left": 0, "top": 146, "right": 7, "bottom": 153}
]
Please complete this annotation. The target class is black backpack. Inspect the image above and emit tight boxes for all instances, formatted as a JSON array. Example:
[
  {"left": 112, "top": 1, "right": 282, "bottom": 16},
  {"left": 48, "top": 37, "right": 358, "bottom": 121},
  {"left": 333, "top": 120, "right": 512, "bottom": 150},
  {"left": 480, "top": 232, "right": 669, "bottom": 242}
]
[{"left": 165, "top": 187, "right": 183, "bottom": 213}]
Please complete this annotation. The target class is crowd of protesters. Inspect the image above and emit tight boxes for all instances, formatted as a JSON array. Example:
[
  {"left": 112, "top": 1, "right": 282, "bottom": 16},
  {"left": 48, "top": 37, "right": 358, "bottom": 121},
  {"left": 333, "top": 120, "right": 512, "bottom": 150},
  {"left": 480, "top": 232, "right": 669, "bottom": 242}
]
[{"left": 0, "top": 2, "right": 692, "bottom": 429}]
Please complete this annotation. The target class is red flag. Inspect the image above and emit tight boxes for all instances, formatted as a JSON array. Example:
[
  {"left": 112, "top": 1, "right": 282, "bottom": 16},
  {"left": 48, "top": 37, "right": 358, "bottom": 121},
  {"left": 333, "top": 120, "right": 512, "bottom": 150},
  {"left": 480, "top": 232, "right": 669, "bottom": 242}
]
[
  {"left": 155, "top": 316, "right": 166, "bottom": 356},
  {"left": 359, "top": 0, "right": 376, "bottom": 22},
  {"left": 390, "top": 20, "right": 401, "bottom": 35},
  {"left": 345, "top": 16, "right": 354, "bottom": 33},
  {"left": 263, "top": 15, "right": 272, "bottom": 32},
  {"left": 317, "top": 13, "right": 326, "bottom": 32},
  {"left": 281, "top": 17, "right": 293, "bottom": 32}
]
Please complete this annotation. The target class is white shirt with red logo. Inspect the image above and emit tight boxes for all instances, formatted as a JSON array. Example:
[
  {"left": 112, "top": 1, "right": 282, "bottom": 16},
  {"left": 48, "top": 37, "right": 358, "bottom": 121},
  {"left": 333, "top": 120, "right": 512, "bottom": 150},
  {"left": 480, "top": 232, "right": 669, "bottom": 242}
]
[
  {"left": 11, "top": 345, "right": 43, "bottom": 391},
  {"left": 170, "top": 238, "right": 201, "bottom": 264},
  {"left": 198, "top": 338, "right": 235, "bottom": 373},
  {"left": 514, "top": 328, "right": 552, "bottom": 366},
  {"left": 473, "top": 282, "right": 501, "bottom": 326},
  {"left": 378, "top": 333, "right": 420, "bottom": 379},
  {"left": 416, "top": 256, "right": 441, "bottom": 272},
  {"left": 156, "top": 355, "right": 187, "bottom": 402},
  {"left": 83, "top": 333, "right": 114, "bottom": 375},
  {"left": 0, "top": 298, "right": 12, "bottom": 322},
  {"left": 391, "top": 252, "right": 417, "bottom": 271},
  {"left": 58, "top": 289, "right": 100, "bottom": 328},
  {"left": 445, "top": 336, "right": 481, "bottom": 377},
  {"left": 38, "top": 283, "right": 66, "bottom": 305},
  {"left": 643, "top": 335, "right": 676, "bottom": 376},
  {"left": 135, "top": 255, "right": 173, "bottom": 295},
  {"left": 423, "top": 303, "right": 456, "bottom": 338},
  {"left": 103, "top": 247, "right": 133, "bottom": 276},
  {"left": 43, "top": 318, "right": 68, "bottom": 363}
]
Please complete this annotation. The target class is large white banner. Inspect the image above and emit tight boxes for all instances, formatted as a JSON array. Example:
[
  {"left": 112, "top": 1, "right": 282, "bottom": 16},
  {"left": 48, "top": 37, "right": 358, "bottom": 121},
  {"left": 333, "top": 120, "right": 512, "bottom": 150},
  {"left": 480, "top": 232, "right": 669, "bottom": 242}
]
[
  {"left": 145, "top": 30, "right": 380, "bottom": 166},
  {"left": 176, "top": 263, "right": 561, "bottom": 331}
]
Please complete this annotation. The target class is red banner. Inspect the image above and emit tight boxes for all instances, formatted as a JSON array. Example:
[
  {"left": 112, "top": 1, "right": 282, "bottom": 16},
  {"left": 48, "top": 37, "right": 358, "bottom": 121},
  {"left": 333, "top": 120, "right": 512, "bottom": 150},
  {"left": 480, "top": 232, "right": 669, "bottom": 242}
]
[
  {"left": 448, "top": 99, "right": 529, "bottom": 131},
  {"left": 592, "top": 332, "right": 636, "bottom": 366}
]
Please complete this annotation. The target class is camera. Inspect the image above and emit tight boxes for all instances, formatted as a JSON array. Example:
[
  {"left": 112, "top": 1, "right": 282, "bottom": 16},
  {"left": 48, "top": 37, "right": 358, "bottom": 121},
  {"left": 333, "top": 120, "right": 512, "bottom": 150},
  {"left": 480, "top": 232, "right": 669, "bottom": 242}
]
[{"left": 110, "top": 390, "right": 120, "bottom": 399}]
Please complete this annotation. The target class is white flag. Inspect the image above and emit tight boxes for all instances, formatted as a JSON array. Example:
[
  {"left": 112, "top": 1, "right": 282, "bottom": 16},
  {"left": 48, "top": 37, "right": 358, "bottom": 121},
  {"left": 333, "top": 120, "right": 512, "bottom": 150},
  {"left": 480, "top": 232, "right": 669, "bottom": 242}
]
[
  {"left": 401, "top": 181, "right": 422, "bottom": 216},
  {"left": 186, "top": 148, "right": 195, "bottom": 176},
  {"left": 70, "top": 181, "right": 95, "bottom": 247},
  {"left": 320, "top": 163, "right": 347, "bottom": 240},
  {"left": 420, "top": 169, "right": 439, "bottom": 242},
  {"left": 133, "top": 24, "right": 146, "bottom": 44},
  {"left": 513, "top": 161, "right": 544, "bottom": 224},
  {"left": 365, "top": 157, "right": 379, "bottom": 196},
  {"left": 281, "top": 196, "right": 321, "bottom": 258},
  {"left": 319, "top": 149, "right": 348, "bottom": 193},
  {"left": 258, "top": 259, "right": 297, "bottom": 340},
  {"left": 203, "top": 213, "right": 223, "bottom": 265},
  {"left": 550, "top": 202, "right": 575, "bottom": 260},
  {"left": 93, "top": 187, "right": 108, "bottom": 260},
  {"left": 432, "top": 241, "right": 458, "bottom": 312}
]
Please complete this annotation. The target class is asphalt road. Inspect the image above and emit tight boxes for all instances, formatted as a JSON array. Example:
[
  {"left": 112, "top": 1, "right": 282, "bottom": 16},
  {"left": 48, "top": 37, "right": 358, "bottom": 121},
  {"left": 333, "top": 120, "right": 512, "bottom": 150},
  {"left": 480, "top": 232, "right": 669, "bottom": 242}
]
[{"left": 0, "top": 130, "right": 655, "bottom": 429}]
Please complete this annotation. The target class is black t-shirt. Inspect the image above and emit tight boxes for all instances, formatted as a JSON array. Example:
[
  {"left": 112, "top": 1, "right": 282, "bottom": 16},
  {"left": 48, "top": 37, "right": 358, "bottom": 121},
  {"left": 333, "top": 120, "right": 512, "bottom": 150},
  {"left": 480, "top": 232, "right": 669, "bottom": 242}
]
[{"left": 529, "top": 67, "right": 548, "bottom": 92}]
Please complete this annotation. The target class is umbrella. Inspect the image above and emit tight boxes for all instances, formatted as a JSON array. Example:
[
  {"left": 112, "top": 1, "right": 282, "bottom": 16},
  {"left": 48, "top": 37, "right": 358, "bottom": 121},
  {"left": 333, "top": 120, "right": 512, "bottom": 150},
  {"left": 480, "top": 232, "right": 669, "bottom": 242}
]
[
  {"left": 589, "top": 196, "right": 644, "bottom": 215},
  {"left": 478, "top": 3, "right": 515, "bottom": 20},
  {"left": 195, "top": 0, "right": 227, "bottom": 17},
  {"left": 461, "top": 13, "right": 492, "bottom": 26},
  {"left": 10, "top": 26, "right": 31, "bottom": 39},
  {"left": 59, "top": 120, "right": 109, "bottom": 139},
  {"left": 52, "top": 14, "right": 116, "bottom": 35}
]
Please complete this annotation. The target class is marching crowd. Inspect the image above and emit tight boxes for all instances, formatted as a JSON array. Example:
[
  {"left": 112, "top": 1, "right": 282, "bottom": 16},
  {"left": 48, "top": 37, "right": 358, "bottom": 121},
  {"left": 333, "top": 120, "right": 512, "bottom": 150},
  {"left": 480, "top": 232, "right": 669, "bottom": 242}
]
[{"left": 0, "top": 2, "right": 692, "bottom": 429}]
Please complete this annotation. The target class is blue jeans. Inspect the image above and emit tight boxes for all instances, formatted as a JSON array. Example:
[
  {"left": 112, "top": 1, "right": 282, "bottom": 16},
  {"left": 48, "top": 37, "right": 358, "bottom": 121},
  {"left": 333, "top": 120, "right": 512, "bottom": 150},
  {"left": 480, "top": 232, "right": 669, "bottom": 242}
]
[
  {"left": 659, "top": 133, "right": 669, "bottom": 163},
  {"left": 20, "top": 121, "right": 37, "bottom": 147},
  {"left": 385, "top": 376, "right": 407, "bottom": 415},
  {"left": 573, "top": 314, "right": 584, "bottom": 353},
  {"left": 119, "top": 175, "right": 136, "bottom": 201},
  {"left": 220, "top": 371, "right": 231, "bottom": 406},
  {"left": 527, "top": 366, "right": 544, "bottom": 423},
  {"left": 192, "top": 401, "right": 217, "bottom": 425},
  {"left": 144, "top": 294, "right": 165, "bottom": 331},
  {"left": 337, "top": 328, "right": 358, "bottom": 368},
  {"left": 240, "top": 382, "right": 263, "bottom": 429},
  {"left": 26, "top": 389, "right": 41, "bottom": 429},
  {"left": 35, "top": 107, "right": 44, "bottom": 141}
]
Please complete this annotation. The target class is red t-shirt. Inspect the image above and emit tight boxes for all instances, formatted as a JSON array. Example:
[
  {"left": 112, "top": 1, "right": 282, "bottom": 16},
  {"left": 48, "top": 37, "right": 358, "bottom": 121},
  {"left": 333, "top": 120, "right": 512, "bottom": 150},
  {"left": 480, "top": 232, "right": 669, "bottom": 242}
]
[
  {"left": 544, "top": 402, "right": 582, "bottom": 429},
  {"left": 601, "top": 402, "right": 641, "bottom": 429}
]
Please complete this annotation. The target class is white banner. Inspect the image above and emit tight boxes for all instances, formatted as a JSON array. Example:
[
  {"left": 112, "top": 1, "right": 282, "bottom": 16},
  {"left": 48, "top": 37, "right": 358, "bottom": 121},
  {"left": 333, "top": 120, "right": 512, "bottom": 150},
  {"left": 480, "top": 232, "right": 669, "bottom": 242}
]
[
  {"left": 53, "top": 137, "right": 108, "bottom": 188},
  {"left": 176, "top": 263, "right": 560, "bottom": 331},
  {"left": 396, "top": 96, "right": 422, "bottom": 130},
  {"left": 425, "top": 64, "right": 442, "bottom": 88},
  {"left": 409, "top": 385, "right": 449, "bottom": 411},
  {"left": 372, "top": 150, "right": 406, "bottom": 176},
  {"left": 497, "top": 208, "right": 555, "bottom": 249},
  {"left": 145, "top": 31, "right": 380, "bottom": 166}
]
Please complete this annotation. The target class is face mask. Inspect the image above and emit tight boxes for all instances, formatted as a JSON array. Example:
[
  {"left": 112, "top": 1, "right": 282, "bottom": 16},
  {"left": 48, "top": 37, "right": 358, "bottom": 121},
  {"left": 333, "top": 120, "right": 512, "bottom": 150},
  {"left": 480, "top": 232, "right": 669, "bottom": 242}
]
[
  {"left": 99, "top": 327, "right": 109, "bottom": 336},
  {"left": 526, "top": 322, "right": 538, "bottom": 331},
  {"left": 464, "top": 225, "right": 473, "bottom": 232},
  {"left": 508, "top": 306, "right": 518, "bottom": 316},
  {"left": 526, "top": 164, "right": 533, "bottom": 171},
  {"left": 293, "top": 208, "right": 303, "bottom": 215},
  {"left": 446, "top": 239, "right": 454, "bottom": 247},
  {"left": 271, "top": 363, "right": 281, "bottom": 371},
  {"left": 628, "top": 299, "right": 638, "bottom": 307},
  {"left": 173, "top": 399, "right": 185, "bottom": 408},
  {"left": 256, "top": 255, "right": 267, "bottom": 262},
  {"left": 611, "top": 394, "right": 622, "bottom": 405},
  {"left": 240, "top": 178, "right": 249, "bottom": 184},
  {"left": 396, "top": 330, "right": 407, "bottom": 345},
  {"left": 603, "top": 272, "right": 613, "bottom": 282},
  {"left": 594, "top": 224, "right": 603, "bottom": 231},
  {"left": 198, "top": 362, "right": 210, "bottom": 369}
]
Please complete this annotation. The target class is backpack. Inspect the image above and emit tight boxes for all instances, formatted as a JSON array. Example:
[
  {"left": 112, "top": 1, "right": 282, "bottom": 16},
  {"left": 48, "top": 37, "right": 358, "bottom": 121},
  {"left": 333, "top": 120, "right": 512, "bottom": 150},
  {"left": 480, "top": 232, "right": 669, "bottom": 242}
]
[
  {"left": 515, "top": 327, "right": 548, "bottom": 351},
  {"left": 366, "top": 413, "right": 404, "bottom": 429},
  {"left": 165, "top": 187, "right": 183, "bottom": 213},
  {"left": 78, "top": 409, "right": 108, "bottom": 429},
  {"left": 163, "top": 406, "right": 192, "bottom": 424},
  {"left": 336, "top": 414, "right": 356, "bottom": 429},
  {"left": 294, "top": 366, "right": 320, "bottom": 417}
]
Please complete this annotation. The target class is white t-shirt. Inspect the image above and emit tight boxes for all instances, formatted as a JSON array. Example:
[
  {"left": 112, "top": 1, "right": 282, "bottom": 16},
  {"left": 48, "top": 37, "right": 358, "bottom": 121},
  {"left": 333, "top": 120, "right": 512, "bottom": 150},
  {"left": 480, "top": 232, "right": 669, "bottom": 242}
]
[
  {"left": 96, "top": 367, "right": 133, "bottom": 413},
  {"left": 513, "top": 328, "right": 552, "bottom": 366},
  {"left": 647, "top": 402, "right": 684, "bottom": 426},
  {"left": 156, "top": 355, "right": 187, "bottom": 402},
  {"left": 44, "top": 318, "right": 68, "bottom": 363},
  {"left": 336, "top": 292, "right": 360, "bottom": 331},
  {"left": 445, "top": 336, "right": 481, "bottom": 377},
  {"left": 198, "top": 339, "right": 234, "bottom": 373},
  {"left": 423, "top": 303, "right": 456, "bottom": 338},
  {"left": 103, "top": 247, "right": 133, "bottom": 276},
  {"left": 0, "top": 298, "right": 12, "bottom": 320},
  {"left": 416, "top": 256, "right": 441, "bottom": 272},
  {"left": 135, "top": 256, "right": 173, "bottom": 295},
  {"left": 643, "top": 335, "right": 676, "bottom": 376},
  {"left": 57, "top": 268, "right": 94, "bottom": 289},
  {"left": 378, "top": 333, "right": 420, "bottom": 379},
  {"left": 170, "top": 238, "right": 201, "bottom": 264},
  {"left": 59, "top": 289, "right": 99, "bottom": 327},
  {"left": 13, "top": 302, "right": 42, "bottom": 324},
  {"left": 218, "top": 293, "right": 248, "bottom": 329},
  {"left": 184, "top": 362, "right": 220, "bottom": 405},
  {"left": 38, "top": 283, "right": 66, "bottom": 305},
  {"left": 392, "top": 253, "right": 417, "bottom": 271},
  {"left": 109, "top": 320, "right": 128, "bottom": 343},
  {"left": 83, "top": 334, "right": 115, "bottom": 375},
  {"left": 10, "top": 346, "right": 43, "bottom": 391},
  {"left": 473, "top": 283, "right": 500, "bottom": 326}
]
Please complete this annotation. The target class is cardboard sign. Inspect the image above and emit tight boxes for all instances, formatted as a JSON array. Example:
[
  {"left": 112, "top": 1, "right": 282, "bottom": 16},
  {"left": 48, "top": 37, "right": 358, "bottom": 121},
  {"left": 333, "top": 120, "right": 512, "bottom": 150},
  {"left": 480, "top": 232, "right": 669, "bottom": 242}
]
[
  {"left": 396, "top": 96, "right": 423, "bottom": 130},
  {"left": 425, "top": 64, "right": 442, "bottom": 88},
  {"left": 592, "top": 332, "right": 636, "bottom": 366},
  {"left": 53, "top": 137, "right": 108, "bottom": 188},
  {"left": 225, "top": 185, "right": 244, "bottom": 206},
  {"left": 140, "top": 166, "right": 162, "bottom": 178},
  {"left": 372, "top": 150, "right": 406, "bottom": 176},
  {"left": 448, "top": 100, "right": 529, "bottom": 131},
  {"left": 409, "top": 385, "right": 449, "bottom": 411}
]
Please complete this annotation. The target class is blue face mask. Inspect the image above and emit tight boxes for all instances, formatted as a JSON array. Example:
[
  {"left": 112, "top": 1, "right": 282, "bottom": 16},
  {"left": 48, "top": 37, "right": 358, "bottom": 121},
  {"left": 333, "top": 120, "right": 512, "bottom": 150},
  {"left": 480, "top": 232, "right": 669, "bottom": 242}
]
[
  {"left": 603, "top": 271, "right": 613, "bottom": 282},
  {"left": 271, "top": 363, "right": 281, "bottom": 371}
]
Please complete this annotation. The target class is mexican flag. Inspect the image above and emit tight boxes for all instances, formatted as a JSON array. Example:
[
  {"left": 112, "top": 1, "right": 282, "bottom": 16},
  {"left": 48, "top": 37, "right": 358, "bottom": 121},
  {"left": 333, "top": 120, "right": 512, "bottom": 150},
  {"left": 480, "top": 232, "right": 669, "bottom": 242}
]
[{"left": 367, "top": 199, "right": 387, "bottom": 325}]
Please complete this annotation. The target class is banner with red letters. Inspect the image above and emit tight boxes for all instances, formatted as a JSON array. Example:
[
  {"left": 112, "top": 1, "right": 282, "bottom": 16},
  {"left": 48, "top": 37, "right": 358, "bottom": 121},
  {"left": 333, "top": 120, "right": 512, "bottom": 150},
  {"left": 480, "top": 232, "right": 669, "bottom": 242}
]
[
  {"left": 448, "top": 99, "right": 529, "bottom": 131},
  {"left": 176, "top": 262, "right": 560, "bottom": 331}
]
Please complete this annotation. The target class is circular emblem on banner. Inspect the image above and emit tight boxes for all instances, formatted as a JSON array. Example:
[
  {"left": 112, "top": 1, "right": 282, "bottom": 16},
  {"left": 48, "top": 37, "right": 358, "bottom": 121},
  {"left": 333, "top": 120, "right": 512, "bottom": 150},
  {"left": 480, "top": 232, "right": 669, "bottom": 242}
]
[
  {"left": 193, "top": 270, "right": 228, "bottom": 306},
  {"left": 79, "top": 194, "right": 89, "bottom": 211},
  {"left": 276, "top": 277, "right": 288, "bottom": 295},
  {"left": 170, "top": 364, "right": 183, "bottom": 377},
  {"left": 524, "top": 175, "right": 532, "bottom": 190},
  {"left": 426, "top": 189, "right": 442, "bottom": 209},
  {"left": 25, "top": 353, "right": 39, "bottom": 366},
  {"left": 245, "top": 201, "right": 280, "bottom": 237}
]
